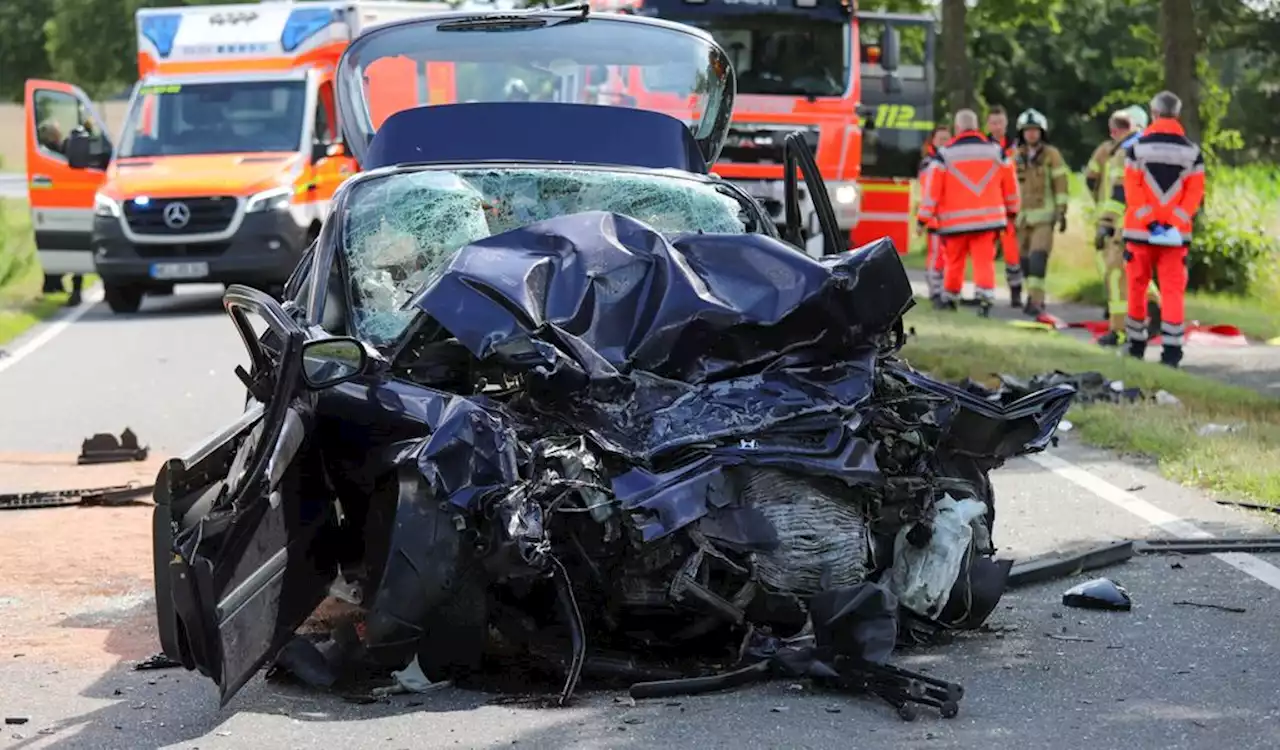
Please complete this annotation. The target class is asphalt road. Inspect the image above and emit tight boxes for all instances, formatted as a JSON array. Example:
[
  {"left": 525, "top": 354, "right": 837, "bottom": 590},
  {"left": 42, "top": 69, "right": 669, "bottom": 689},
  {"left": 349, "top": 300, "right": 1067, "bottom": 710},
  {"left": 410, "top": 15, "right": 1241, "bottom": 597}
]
[
  {"left": 1, "top": 284, "right": 1279, "bottom": 749},
  {"left": 1, "top": 173, "right": 23, "bottom": 200}
]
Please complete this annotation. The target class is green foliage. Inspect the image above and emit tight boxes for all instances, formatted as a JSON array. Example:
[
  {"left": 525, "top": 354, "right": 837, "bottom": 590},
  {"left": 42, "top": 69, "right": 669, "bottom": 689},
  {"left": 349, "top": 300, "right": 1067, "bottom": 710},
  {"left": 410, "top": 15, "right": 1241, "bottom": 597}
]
[
  {"left": 0, "top": 0, "right": 55, "bottom": 102},
  {"left": 1187, "top": 165, "right": 1280, "bottom": 295}
]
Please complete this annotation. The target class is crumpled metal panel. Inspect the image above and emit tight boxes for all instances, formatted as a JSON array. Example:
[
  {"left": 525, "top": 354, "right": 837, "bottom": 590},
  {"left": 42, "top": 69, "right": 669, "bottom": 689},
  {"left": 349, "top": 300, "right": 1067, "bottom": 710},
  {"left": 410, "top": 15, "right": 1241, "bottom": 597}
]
[{"left": 409, "top": 211, "right": 914, "bottom": 386}]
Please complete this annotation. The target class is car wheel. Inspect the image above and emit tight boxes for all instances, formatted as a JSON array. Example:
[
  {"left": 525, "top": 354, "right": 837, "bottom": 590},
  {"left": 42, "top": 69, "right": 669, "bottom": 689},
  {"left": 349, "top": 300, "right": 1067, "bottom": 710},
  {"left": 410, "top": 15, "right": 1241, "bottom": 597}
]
[{"left": 104, "top": 284, "right": 144, "bottom": 314}]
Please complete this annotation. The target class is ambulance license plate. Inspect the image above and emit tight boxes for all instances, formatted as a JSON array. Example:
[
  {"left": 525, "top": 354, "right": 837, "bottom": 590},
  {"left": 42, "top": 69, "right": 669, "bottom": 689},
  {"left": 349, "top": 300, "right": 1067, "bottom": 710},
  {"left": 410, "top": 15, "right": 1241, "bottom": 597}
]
[{"left": 150, "top": 262, "right": 209, "bottom": 280}]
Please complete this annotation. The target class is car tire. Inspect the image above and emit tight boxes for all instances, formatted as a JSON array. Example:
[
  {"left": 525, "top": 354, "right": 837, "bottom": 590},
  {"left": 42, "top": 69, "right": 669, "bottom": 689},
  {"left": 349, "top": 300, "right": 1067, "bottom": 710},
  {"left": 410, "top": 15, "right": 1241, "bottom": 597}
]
[{"left": 104, "top": 284, "right": 144, "bottom": 314}]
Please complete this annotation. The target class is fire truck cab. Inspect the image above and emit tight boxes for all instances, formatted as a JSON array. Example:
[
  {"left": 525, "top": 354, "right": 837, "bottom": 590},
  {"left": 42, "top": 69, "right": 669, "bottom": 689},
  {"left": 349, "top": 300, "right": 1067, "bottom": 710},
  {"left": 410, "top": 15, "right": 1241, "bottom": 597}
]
[
  {"left": 24, "top": 0, "right": 454, "bottom": 314},
  {"left": 587, "top": 0, "right": 936, "bottom": 256}
]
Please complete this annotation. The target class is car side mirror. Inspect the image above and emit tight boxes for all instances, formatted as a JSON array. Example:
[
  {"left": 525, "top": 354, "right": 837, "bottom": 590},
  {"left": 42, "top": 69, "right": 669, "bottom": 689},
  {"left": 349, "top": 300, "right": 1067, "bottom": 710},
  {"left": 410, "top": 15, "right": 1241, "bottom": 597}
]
[
  {"left": 300, "top": 336, "right": 367, "bottom": 389},
  {"left": 783, "top": 131, "right": 843, "bottom": 257},
  {"left": 66, "top": 129, "right": 110, "bottom": 170}
]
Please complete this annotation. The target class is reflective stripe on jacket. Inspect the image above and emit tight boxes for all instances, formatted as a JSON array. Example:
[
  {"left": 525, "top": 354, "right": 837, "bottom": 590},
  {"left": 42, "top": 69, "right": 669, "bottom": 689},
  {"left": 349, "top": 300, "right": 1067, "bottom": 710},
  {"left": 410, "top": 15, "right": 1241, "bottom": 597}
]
[
  {"left": 1100, "top": 133, "right": 1137, "bottom": 224},
  {"left": 917, "top": 152, "right": 942, "bottom": 230},
  {"left": 917, "top": 131, "right": 1020, "bottom": 236},
  {"left": 1122, "top": 118, "right": 1205, "bottom": 245},
  {"left": 1015, "top": 143, "right": 1070, "bottom": 225}
]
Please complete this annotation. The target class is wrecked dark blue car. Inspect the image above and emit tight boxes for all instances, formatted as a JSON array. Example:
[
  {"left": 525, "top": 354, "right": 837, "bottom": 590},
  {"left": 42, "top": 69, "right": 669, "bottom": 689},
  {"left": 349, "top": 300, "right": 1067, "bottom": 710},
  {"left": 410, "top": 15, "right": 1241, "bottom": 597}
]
[{"left": 149, "top": 8, "right": 1075, "bottom": 717}]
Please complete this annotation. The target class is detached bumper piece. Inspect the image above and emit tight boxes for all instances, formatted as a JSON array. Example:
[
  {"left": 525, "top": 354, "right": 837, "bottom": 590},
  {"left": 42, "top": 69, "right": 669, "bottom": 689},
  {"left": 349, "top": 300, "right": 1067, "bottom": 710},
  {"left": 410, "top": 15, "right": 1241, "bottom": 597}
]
[{"left": 0, "top": 482, "right": 153, "bottom": 511}]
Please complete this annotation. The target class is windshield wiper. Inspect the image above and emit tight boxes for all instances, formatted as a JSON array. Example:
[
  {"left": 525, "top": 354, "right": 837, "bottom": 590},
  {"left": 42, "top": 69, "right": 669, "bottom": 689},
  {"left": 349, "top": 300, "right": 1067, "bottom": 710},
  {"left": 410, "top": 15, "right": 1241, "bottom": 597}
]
[{"left": 438, "top": 4, "right": 589, "bottom": 32}]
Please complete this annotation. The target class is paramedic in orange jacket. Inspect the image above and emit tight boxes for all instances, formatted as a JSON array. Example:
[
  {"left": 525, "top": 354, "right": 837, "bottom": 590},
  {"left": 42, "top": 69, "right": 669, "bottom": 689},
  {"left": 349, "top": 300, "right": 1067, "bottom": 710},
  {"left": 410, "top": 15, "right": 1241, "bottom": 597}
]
[
  {"left": 986, "top": 105, "right": 1023, "bottom": 307},
  {"left": 1122, "top": 90, "right": 1205, "bottom": 368},
  {"left": 918, "top": 124, "right": 950, "bottom": 302},
  {"left": 917, "top": 109, "right": 1021, "bottom": 316}
]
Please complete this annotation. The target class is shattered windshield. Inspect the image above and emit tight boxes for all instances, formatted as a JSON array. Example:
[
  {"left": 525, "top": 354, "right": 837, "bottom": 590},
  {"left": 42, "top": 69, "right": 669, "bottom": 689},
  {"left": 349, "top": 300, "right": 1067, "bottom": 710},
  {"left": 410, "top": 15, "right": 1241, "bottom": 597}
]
[
  {"left": 335, "top": 12, "right": 735, "bottom": 165},
  {"left": 117, "top": 79, "right": 306, "bottom": 158},
  {"left": 341, "top": 167, "right": 751, "bottom": 345}
]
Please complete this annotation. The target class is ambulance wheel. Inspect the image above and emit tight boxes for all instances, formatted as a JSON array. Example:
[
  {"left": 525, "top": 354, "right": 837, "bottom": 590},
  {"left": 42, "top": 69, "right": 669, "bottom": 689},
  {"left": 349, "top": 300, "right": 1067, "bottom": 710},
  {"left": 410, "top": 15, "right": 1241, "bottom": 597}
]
[{"left": 104, "top": 284, "right": 143, "bottom": 314}]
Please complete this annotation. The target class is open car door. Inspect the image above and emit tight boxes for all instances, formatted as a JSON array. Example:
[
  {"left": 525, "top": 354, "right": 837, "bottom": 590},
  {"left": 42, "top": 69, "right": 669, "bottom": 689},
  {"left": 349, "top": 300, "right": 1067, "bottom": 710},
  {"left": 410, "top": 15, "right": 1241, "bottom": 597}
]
[
  {"left": 153, "top": 285, "right": 365, "bottom": 704},
  {"left": 23, "top": 79, "right": 112, "bottom": 280}
]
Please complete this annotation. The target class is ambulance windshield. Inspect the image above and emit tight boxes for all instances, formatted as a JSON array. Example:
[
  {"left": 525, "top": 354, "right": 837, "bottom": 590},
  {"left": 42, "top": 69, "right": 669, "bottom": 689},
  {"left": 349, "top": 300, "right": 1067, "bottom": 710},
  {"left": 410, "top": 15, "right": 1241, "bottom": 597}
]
[
  {"left": 117, "top": 79, "right": 307, "bottom": 158},
  {"left": 336, "top": 11, "right": 735, "bottom": 165}
]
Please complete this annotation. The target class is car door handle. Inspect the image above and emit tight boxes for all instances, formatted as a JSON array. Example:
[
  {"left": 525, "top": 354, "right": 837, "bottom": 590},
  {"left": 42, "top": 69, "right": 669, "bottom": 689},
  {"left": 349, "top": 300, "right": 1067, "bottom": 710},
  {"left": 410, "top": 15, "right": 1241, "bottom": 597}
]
[{"left": 31, "top": 175, "right": 53, "bottom": 188}]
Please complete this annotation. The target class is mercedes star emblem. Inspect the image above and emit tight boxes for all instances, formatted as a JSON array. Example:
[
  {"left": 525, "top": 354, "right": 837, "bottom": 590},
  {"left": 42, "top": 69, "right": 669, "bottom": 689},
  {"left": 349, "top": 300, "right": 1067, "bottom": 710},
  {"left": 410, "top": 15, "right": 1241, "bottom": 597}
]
[{"left": 163, "top": 201, "right": 191, "bottom": 229}]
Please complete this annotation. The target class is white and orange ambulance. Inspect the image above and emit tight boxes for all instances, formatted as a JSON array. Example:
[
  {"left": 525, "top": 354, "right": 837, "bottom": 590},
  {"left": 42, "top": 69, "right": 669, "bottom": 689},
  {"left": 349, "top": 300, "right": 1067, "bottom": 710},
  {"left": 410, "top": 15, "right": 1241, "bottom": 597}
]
[{"left": 24, "top": 0, "right": 457, "bottom": 313}]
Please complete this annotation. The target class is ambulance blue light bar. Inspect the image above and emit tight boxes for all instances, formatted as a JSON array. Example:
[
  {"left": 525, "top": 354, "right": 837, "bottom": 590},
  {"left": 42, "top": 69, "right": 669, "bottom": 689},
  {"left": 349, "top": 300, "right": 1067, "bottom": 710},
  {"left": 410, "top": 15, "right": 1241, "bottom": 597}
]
[
  {"left": 141, "top": 14, "right": 182, "bottom": 58},
  {"left": 281, "top": 7, "right": 339, "bottom": 53}
]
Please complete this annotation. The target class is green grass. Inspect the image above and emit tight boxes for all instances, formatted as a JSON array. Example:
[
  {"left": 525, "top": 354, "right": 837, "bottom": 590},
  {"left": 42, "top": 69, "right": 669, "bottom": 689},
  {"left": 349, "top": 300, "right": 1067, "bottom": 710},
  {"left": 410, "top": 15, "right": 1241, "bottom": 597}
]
[
  {"left": 900, "top": 306, "right": 1280, "bottom": 504},
  {"left": 0, "top": 198, "right": 94, "bottom": 347}
]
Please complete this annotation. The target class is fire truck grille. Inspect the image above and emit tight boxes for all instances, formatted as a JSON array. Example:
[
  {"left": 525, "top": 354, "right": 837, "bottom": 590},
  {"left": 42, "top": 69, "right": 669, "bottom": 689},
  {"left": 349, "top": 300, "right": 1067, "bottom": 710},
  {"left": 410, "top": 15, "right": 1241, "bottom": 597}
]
[
  {"left": 719, "top": 127, "right": 820, "bottom": 165},
  {"left": 124, "top": 196, "right": 238, "bottom": 236}
]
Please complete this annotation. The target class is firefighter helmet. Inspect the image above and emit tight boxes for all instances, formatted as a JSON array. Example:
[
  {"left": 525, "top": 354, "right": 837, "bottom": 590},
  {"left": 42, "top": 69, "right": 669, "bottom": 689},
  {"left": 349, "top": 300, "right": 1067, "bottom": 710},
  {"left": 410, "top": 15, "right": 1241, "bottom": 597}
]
[
  {"left": 1124, "top": 104, "right": 1149, "bottom": 132},
  {"left": 1016, "top": 108, "right": 1049, "bottom": 133}
]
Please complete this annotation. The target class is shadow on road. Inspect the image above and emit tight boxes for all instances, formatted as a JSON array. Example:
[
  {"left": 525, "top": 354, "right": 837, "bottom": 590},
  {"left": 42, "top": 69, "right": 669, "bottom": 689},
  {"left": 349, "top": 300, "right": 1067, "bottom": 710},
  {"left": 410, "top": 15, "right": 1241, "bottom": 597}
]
[{"left": 76, "top": 288, "right": 227, "bottom": 324}]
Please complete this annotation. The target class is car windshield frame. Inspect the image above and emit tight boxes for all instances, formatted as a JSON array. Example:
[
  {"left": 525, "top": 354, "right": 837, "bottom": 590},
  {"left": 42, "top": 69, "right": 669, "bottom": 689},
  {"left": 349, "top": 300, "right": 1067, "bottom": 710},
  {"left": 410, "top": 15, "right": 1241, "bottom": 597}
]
[
  {"left": 116, "top": 77, "right": 310, "bottom": 158},
  {"left": 328, "top": 161, "right": 767, "bottom": 348},
  {"left": 334, "top": 10, "right": 736, "bottom": 166}
]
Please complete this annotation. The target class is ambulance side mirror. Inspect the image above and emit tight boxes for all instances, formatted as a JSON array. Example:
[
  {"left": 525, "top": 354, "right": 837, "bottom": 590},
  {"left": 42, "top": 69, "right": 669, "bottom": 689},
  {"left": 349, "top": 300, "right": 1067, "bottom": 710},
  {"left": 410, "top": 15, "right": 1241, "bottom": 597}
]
[{"left": 66, "top": 129, "right": 111, "bottom": 171}]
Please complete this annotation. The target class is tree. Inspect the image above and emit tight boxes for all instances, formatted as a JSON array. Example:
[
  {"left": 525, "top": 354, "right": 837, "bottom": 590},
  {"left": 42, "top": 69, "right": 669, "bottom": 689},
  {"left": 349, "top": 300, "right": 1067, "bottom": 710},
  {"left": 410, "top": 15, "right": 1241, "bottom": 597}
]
[
  {"left": 1160, "top": 0, "right": 1200, "bottom": 140},
  {"left": 0, "top": 0, "right": 55, "bottom": 102},
  {"left": 940, "top": 0, "right": 974, "bottom": 113}
]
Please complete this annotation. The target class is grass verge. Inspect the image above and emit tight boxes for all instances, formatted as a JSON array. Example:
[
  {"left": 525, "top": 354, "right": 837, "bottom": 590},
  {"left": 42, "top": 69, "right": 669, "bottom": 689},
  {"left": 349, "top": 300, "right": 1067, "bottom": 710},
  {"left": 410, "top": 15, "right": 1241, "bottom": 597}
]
[
  {"left": 0, "top": 199, "right": 96, "bottom": 348},
  {"left": 900, "top": 306, "right": 1280, "bottom": 504}
]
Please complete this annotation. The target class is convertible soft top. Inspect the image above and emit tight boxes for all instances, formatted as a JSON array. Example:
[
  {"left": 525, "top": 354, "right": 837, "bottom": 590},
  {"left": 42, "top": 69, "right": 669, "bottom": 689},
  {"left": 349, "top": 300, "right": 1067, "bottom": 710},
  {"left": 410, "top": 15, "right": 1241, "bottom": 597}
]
[{"left": 363, "top": 102, "right": 710, "bottom": 172}]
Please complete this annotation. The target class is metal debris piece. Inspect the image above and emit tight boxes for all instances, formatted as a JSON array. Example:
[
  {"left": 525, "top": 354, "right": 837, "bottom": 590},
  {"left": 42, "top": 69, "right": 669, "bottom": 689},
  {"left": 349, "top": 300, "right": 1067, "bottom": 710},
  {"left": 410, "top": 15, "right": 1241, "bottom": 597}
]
[
  {"left": 1173, "top": 600, "right": 1247, "bottom": 614},
  {"left": 133, "top": 653, "right": 182, "bottom": 671},
  {"left": 1135, "top": 538, "right": 1280, "bottom": 555},
  {"left": 1213, "top": 500, "right": 1280, "bottom": 515},
  {"left": 0, "top": 483, "right": 153, "bottom": 511},
  {"left": 77, "top": 428, "right": 149, "bottom": 465},
  {"left": 1045, "top": 633, "right": 1094, "bottom": 643},
  {"left": 1062, "top": 578, "right": 1132, "bottom": 612},
  {"left": 3, "top": 718, "right": 28, "bottom": 726},
  {"left": 1007, "top": 541, "right": 1136, "bottom": 588}
]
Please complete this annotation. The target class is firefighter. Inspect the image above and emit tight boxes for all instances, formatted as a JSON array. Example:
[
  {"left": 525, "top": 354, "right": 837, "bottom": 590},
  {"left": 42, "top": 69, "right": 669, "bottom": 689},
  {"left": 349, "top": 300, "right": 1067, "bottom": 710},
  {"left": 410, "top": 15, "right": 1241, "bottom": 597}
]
[
  {"left": 1013, "top": 109, "right": 1069, "bottom": 317},
  {"left": 917, "top": 109, "right": 1020, "bottom": 317},
  {"left": 1086, "top": 109, "right": 1134, "bottom": 345},
  {"left": 986, "top": 105, "right": 1022, "bottom": 307},
  {"left": 1122, "top": 91, "right": 1205, "bottom": 368},
  {"left": 918, "top": 124, "right": 951, "bottom": 302}
]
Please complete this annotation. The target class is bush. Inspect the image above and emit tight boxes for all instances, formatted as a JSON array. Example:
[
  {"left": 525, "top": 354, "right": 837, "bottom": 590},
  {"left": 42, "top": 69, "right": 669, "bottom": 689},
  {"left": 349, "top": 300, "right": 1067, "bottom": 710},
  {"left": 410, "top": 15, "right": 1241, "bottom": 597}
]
[{"left": 1186, "top": 165, "right": 1280, "bottom": 296}]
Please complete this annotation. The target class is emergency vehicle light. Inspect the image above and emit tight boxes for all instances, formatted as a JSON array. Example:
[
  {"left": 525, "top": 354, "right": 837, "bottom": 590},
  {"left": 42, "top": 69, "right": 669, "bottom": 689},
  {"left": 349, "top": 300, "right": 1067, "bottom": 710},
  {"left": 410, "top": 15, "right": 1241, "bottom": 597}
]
[
  {"left": 281, "top": 7, "right": 338, "bottom": 53},
  {"left": 141, "top": 14, "right": 182, "bottom": 58}
]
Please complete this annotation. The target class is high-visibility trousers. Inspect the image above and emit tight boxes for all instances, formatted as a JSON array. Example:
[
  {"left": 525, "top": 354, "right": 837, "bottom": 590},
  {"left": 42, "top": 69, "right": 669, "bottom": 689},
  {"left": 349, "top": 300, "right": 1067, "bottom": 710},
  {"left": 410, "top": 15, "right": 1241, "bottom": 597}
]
[
  {"left": 1124, "top": 242, "right": 1187, "bottom": 347},
  {"left": 941, "top": 231, "right": 997, "bottom": 301},
  {"left": 999, "top": 223, "right": 1022, "bottom": 288},
  {"left": 925, "top": 231, "right": 946, "bottom": 297}
]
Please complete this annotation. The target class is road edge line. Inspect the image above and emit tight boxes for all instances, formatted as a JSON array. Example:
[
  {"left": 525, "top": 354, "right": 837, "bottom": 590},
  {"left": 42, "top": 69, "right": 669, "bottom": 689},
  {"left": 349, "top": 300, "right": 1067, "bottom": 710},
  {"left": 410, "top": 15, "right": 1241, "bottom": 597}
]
[
  {"left": 0, "top": 284, "right": 105, "bottom": 376},
  {"left": 1026, "top": 451, "right": 1280, "bottom": 592}
]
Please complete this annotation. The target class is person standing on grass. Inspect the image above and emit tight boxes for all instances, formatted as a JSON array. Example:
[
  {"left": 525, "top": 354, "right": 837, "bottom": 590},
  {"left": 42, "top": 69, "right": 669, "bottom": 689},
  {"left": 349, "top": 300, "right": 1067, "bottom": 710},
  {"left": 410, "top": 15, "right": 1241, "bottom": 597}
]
[
  {"left": 986, "top": 105, "right": 1023, "bottom": 308},
  {"left": 1012, "top": 108, "right": 1069, "bottom": 318},
  {"left": 918, "top": 124, "right": 950, "bottom": 303},
  {"left": 917, "top": 109, "right": 1020, "bottom": 317},
  {"left": 1087, "top": 109, "right": 1136, "bottom": 346},
  {"left": 1122, "top": 91, "right": 1205, "bottom": 368}
]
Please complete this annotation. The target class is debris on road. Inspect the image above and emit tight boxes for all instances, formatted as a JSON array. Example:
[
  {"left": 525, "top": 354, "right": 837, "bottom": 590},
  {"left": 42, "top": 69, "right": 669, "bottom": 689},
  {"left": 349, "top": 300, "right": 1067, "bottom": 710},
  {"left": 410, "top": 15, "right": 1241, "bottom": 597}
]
[
  {"left": 1173, "top": 600, "right": 1247, "bottom": 614},
  {"left": 0, "top": 482, "right": 153, "bottom": 511},
  {"left": 3, "top": 718, "right": 29, "bottom": 726},
  {"left": 1007, "top": 541, "right": 1136, "bottom": 588},
  {"left": 1213, "top": 499, "right": 1280, "bottom": 515},
  {"left": 132, "top": 653, "right": 182, "bottom": 671},
  {"left": 1062, "top": 578, "right": 1132, "bottom": 611},
  {"left": 1044, "top": 633, "right": 1094, "bottom": 643},
  {"left": 78, "top": 428, "right": 149, "bottom": 465}
]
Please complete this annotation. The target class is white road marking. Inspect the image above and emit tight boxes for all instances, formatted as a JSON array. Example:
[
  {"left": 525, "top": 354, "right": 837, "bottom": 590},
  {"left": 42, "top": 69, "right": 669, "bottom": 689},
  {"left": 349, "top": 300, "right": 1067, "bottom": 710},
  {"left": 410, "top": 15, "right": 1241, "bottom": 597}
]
[
  {"left": 1028, "top": 451, "right": 1280, "bottom": 592},
  {"left": 0, "top": 284, "right": 104, "bottom": 376}
]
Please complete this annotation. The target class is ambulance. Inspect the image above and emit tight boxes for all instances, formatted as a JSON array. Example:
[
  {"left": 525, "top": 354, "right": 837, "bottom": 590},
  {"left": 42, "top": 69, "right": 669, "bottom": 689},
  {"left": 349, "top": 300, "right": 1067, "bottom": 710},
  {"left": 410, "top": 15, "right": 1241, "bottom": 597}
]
[{"left": 24, "top": 0, "right": 459, "bottom": 314}]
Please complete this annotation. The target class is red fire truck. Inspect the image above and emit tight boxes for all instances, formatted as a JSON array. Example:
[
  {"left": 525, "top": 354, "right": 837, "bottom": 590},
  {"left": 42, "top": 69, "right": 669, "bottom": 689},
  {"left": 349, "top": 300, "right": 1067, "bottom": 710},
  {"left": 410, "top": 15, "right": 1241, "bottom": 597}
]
[{"left": 587, "top": 0, "right": 936, "bottom": 256}]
